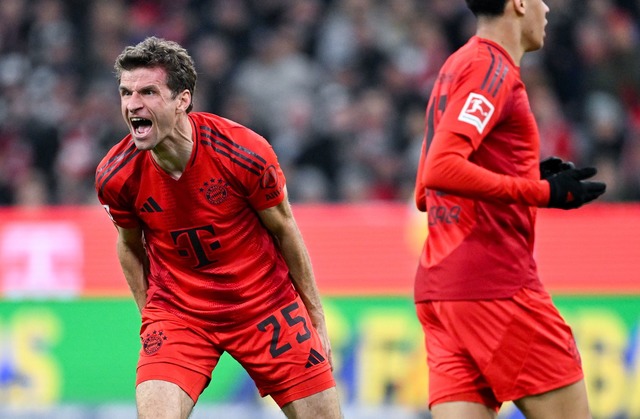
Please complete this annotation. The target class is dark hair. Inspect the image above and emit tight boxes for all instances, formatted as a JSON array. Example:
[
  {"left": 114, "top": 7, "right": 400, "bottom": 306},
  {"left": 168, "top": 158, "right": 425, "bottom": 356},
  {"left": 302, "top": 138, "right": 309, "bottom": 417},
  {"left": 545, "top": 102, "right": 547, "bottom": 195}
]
[
  {"left": 114, "top": 36, "right": 197, "bottom": 113},
  {"left": 465, "top": 0, "right": 509, "bottom": 17}
]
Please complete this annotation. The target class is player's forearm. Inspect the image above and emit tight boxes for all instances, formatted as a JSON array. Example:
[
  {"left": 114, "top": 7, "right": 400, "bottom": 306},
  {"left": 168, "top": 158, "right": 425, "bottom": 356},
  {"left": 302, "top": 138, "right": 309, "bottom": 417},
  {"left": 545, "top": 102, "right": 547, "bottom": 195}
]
[
  {"left": 423, "top": 133, "right": 550, "bottom": 206},
  {"left": 259, "top": 197, "right": 327, "bottom": 324},
  {"left": 276, "top": 222, "right": 326, "bottom": 324},
  {"left": 117, "top": 238, "right": 149, "bottom": 313}
]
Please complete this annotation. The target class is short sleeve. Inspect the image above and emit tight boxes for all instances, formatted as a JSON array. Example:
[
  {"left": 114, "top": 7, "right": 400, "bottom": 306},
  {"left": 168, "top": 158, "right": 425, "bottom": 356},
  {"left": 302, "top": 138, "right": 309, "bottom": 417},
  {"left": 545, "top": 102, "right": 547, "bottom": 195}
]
[
  {"left": 95, "top": 176, "right": 140, "bottom": 229},
  {"left": 228, "top": 127, "right": 287, "bottom": 211}
]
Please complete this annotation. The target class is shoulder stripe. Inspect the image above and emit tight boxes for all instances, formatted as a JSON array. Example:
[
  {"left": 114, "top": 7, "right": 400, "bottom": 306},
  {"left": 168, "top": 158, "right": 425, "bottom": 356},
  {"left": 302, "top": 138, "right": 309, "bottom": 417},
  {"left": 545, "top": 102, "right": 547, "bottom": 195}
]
[
  {"left": 481, "top": 46, "right": 509, "bottom": 97},
  {"left": 206, "top": 142, "right": 261, "bottom": 176},
  {"left": 480, "top": 47, "right": 496, "bottom": 91},
  {"left": 97, "top": 143, "right": 136, "bottom": 181},
  {"left": 200, "top": 126, "right": 267, "bottom": 164},
  {"left": 491, "top": 66, "right": 509, "bottom": 97},
  {"left": 199, "top": 126, "right": 266, "bottom": 175},
  {"left": 486, "top": 55, "right": 503, "bottom": 94},
  {"left": 200, "top": 132, "right": 265, "bottom": 173},
  {"left": 96, "top": 144, "right": 136, "bottom": 185},
  {"left": 96, "top": 144, "right": 141, "bottom": 193}
]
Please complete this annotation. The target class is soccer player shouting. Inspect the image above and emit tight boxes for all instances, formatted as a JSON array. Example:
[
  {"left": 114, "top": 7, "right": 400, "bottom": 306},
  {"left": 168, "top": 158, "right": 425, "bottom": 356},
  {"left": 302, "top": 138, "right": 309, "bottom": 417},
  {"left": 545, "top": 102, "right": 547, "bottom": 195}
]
[
  {"left": 96, "top": 37, "right": 342, "bottom": 419},
  {"left": 413, "top": 1, "right": 605, "bottom": 418}
]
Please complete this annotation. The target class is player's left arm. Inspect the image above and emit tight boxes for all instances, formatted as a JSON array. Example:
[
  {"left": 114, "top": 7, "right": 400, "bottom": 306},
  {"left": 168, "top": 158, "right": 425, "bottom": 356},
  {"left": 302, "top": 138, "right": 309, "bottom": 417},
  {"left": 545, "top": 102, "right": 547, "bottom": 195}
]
[
  {"left": 258, "top": 187, "right": 333, "bottom": 368},
  {"left": 422, "top": 131, "right": 551, "bottom": 206}
]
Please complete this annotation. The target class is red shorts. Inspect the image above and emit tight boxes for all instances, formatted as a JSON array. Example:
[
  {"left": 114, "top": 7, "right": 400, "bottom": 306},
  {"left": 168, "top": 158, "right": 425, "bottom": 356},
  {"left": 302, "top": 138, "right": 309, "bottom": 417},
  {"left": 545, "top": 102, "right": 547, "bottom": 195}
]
[
  {"left": 136, "top": 295, "right": 335, "bottom": 407},
  {"left": 416, "top": 287, "right": 584, "bottom": 411}
]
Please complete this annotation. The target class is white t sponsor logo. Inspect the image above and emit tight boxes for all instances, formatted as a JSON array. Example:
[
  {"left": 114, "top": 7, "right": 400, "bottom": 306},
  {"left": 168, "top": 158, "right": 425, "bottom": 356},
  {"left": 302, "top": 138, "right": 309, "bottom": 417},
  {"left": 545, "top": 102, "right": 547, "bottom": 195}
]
[
  {"left": 1, "top": 222, "right": 82, "bottom": 297},
  {"left": 458, "top": 93, "right": 495, "bottom": 134}
]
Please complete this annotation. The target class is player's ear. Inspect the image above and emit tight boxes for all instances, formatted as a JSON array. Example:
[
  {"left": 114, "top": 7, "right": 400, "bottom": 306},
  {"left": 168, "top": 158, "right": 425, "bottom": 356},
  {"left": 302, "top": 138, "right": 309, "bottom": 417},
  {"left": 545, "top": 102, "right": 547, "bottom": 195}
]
[
  {"left": 511, "top": 0, "right": 526, "bottom": 15},
  {"left": 177, "top": 89, "right": 192, "bottom": 113}
]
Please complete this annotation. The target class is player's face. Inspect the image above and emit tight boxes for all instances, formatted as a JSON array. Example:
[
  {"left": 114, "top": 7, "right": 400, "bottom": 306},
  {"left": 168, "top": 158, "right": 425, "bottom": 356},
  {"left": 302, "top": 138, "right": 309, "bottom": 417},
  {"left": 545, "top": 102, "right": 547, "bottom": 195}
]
[
  {"left": 522, "top": 0, "right": 549, "bottom": 52},
  {"left": 119, "top": 67, "right": 184, "bottom": 151}
]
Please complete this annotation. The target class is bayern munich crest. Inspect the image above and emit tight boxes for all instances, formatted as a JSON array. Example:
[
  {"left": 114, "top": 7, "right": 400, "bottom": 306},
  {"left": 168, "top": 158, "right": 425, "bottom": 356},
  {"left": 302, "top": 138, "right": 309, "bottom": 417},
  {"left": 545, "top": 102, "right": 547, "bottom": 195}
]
[
  {"left": 200, "top": 178, "right": 228, "bottom": 205},
  {"left": 142, "top": 330, "right": 168, "bottom": 355}
]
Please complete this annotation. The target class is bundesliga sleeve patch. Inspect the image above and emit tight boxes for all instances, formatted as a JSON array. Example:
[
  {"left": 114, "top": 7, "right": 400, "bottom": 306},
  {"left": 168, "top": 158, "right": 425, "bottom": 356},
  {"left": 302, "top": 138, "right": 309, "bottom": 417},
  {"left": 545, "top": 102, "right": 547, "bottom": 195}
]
[{"left": 458, "top": 92, "right": 495, "bottom": 134}]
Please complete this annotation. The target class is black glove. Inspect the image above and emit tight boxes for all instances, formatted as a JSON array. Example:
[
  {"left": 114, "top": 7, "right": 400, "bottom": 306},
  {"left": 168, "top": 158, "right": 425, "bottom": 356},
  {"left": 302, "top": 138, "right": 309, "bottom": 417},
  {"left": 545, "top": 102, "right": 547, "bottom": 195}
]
[
  {"left": 546, "top": 167, "right": 606, "bottom": 209},
  {"left": 540, "top": 156, "right": 575, "bottom": 180}
]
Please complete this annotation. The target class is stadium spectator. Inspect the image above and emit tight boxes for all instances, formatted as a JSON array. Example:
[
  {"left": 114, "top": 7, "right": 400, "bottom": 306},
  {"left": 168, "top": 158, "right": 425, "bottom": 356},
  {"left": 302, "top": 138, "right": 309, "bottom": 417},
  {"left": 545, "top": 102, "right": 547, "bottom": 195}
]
[{"left": 0, "top": 0, "right": 637, "bottom": 205}]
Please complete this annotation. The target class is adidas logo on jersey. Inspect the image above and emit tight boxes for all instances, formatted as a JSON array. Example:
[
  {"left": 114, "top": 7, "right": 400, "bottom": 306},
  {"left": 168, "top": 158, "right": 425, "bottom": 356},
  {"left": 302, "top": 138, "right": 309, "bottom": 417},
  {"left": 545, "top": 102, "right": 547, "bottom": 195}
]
[{"left": 139, "top": 196, "right": 163, "bottom": 213}]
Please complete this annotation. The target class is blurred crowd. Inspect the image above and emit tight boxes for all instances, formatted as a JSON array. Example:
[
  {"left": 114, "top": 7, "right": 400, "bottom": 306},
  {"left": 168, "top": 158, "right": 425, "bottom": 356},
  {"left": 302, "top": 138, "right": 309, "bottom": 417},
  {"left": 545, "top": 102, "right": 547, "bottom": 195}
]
[{"left": 0, "top": 0, "right": 639, "bottom": 206}]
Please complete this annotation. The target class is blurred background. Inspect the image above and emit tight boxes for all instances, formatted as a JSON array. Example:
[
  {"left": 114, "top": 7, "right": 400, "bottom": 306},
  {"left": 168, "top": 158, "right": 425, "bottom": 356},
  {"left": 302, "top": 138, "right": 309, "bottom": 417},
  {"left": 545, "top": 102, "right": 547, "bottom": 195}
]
[
  {"left": 0, "top": 0, "right": 639, "bottom": 418},
  {"left": 1, "top": 0, "right": 640, "bottom": 205}
]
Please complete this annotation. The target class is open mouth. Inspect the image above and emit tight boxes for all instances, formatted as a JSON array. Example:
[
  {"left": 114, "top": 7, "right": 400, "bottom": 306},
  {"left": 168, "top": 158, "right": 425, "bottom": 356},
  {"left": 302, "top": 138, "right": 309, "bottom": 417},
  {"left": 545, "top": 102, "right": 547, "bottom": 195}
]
[{"left": 130, "top": 117, "right": 153, "bottom": 136}]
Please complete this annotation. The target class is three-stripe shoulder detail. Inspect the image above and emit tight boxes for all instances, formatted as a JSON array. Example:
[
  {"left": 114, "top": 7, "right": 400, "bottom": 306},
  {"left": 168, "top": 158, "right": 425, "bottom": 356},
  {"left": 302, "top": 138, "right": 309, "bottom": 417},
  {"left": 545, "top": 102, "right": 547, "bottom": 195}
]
[
  {"left": 480, "top": 46, "right": 509, "bottom": 97},
  {"left": 199, "top": 125, "right": 266, "bottom": 176},
  {"left": 96, "top": 143, "right": 141, "bottom": 193}
]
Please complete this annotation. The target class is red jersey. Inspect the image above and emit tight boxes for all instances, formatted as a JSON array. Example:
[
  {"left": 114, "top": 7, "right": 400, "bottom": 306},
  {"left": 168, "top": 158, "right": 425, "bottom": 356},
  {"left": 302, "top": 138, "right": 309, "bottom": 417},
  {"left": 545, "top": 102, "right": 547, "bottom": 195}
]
[
  {"left": 96, "top": 112, "right": 296, "bottom": 329},
  {"left": 414, "top": 37, "right": 547, "bottom": 302}
]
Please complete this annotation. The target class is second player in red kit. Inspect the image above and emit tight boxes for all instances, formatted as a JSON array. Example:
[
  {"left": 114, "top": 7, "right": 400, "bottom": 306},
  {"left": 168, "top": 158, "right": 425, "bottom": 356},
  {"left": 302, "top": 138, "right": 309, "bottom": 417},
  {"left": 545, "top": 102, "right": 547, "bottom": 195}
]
[{"left": 413, "top": 1, "right": 606, "bottom": 418}]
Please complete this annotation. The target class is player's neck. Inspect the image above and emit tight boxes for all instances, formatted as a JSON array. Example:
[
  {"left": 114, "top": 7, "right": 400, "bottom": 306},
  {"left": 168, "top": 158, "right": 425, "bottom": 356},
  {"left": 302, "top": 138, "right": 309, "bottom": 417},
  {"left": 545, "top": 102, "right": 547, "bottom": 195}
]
[
  {"left": 475, "top": 18, "right": 525, "bottom": 66},
  {"left": 151, "top": 116, "right": 194, "bottom": 180}
]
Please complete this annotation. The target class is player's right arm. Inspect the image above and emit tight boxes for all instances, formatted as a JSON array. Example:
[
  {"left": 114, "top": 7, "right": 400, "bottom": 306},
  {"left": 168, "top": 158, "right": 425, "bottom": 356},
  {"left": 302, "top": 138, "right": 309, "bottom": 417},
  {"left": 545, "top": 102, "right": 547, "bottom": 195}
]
[
  {"left": 116, "top": 225, "right": 149, "bottom": 314},
  {"left": 95, "top": 140, "right": 149, "bottom": 312}
]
